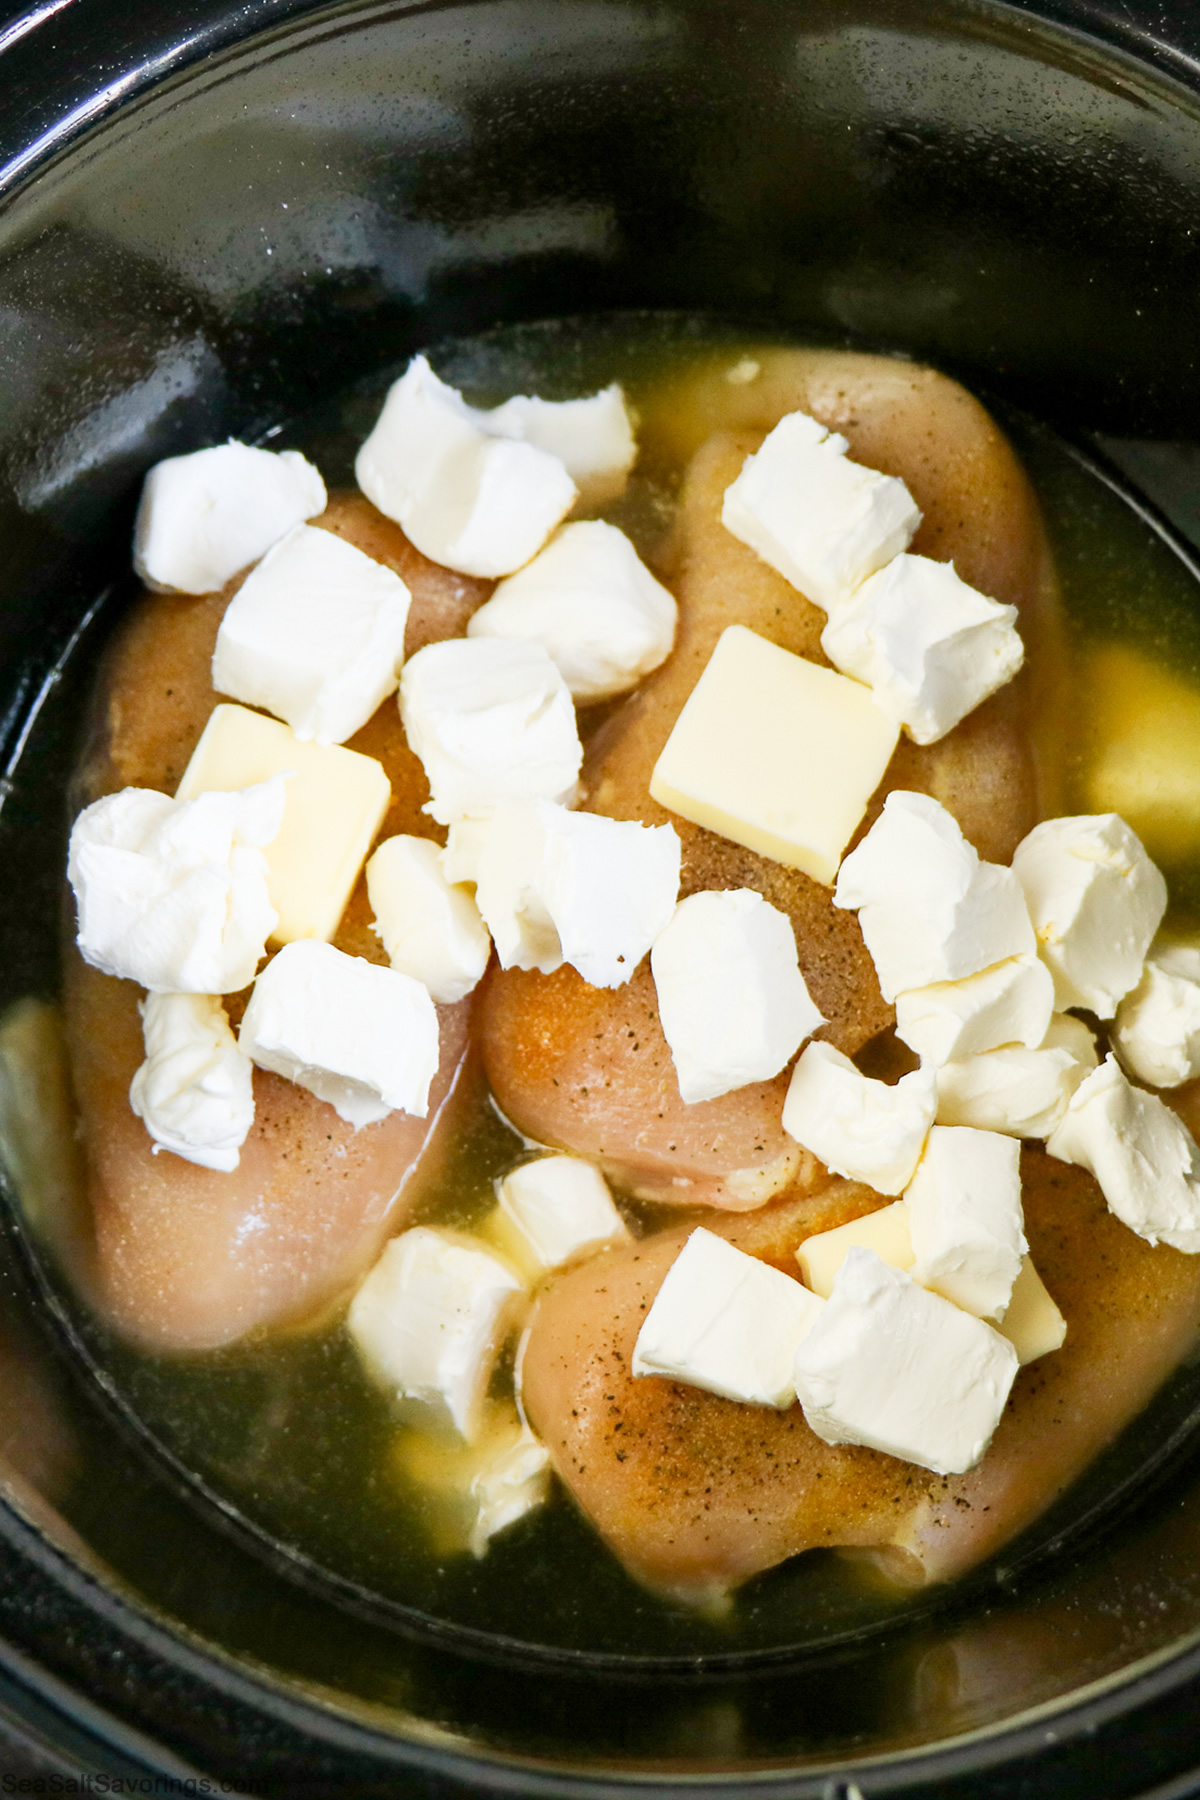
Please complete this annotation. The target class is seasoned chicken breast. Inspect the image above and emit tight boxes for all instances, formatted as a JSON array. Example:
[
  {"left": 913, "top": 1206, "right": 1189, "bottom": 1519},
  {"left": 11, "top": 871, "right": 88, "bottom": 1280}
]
[
  {"left": 62, "top": 500, "right": 492, "bottom": 1351},
  {"left": 521, "top": 1152, "right": 1200, "bottom": 1602},
  {"left": 478, "top": 351, "right": 1053, "bottom": 1207}
]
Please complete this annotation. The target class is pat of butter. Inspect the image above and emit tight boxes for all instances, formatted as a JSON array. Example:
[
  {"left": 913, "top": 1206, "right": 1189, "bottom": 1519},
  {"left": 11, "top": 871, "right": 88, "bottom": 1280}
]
[
  {"left": 649, "top": 625, "right": 899, "bottom": 885},
  {"left": 177, "top": 703, "right": 390, "bottom": 945},
  {"left": 797, "top": 1201, "right": 1063, "bottom": 1365},
  {"left": 1000, "top": 1257, "right": 1067, "bottom": 1366},
  {"left": 797, "top": 1199, "right": 915, "bottom": 1295}
]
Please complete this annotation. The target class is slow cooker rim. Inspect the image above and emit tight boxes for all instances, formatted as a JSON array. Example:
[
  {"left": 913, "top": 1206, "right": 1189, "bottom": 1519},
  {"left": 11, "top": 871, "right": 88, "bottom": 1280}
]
[
  {"left": 5, "top": 1466, "right": 1200, "bottom": 1793},
  {"left": 4, "top": 0, "right": 1200, "bottom": 213}
]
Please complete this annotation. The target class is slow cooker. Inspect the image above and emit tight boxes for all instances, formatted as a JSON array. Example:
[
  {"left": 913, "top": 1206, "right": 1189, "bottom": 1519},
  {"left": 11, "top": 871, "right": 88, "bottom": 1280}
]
[{"left": 5, "top": 0, "right": 1200, "bottom": 1788}]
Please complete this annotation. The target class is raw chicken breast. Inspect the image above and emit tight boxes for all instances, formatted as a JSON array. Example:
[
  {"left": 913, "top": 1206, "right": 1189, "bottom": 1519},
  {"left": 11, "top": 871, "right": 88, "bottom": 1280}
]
[
  {"left": 478, "top": 351, "right": 1054, "bottom": 1207},
  {"left": 62, "top": 498, "right": 493, "bottom": 1351},
  {"left": 521, "top": 1152, "right": 1200, "bottom": 1602}
]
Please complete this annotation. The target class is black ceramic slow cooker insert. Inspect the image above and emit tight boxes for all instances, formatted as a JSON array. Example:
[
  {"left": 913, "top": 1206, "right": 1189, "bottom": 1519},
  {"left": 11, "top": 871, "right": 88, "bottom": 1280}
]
[{"left": 6, "top": 0, "right": 1200, "bottom": 1789}]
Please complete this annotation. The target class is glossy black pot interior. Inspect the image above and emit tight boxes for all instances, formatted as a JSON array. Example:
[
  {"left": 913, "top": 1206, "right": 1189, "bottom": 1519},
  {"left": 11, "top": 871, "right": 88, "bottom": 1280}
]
[{"left": 7, "top": 0, "right": 1200, "bottom": 1789}]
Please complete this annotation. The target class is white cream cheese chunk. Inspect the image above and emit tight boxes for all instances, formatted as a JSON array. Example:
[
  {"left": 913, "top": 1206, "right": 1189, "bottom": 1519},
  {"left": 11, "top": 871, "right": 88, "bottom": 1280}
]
[
  {"left": 1012, "top": 813, "right": 1167, "bottom": 1018},
  {"left": 650, "top": 888, "right": 823, "bottom": 1104},
  {"left": 934, "top": 1014, "right": 1099, "bottom": 1139},
  {"left": 466, "top": 521, "right": 676, "bottom": 701},
  {"left": 177, "top": 703, "right": 391, "bottom": 945},
  {"left": 792, "top": 1248, "right": 1019, "bottom": 1474},
  {"left": 211, "top": 524, "right": 412, "bottom": 745},
  {"left": 68, "top": 778, "right": 285, "bottom": 994},
  {"left": 479, "top": 383, "right": 636, "bottom": 505},
  {"left": 467, "top": 1421, "right": 552, "bottom": 1556},
  {"left": 834, "top": 791, "right": 1034, "bottom": 1001},
  {"left": 239, "top": 939, "right": 439, "bottom": 1126},
  {"left": 632, "top": 1226, "right": 824, "bottom": 1409},
  {"left": 820, "top": 553, "right": 1024, "bottom": 745},
  {"left": 347, "top": 1227, "right": 523, "bottom": 1441},
  {"left": 129, "top": 993, "right": 255, "bottom": 1173},
  {"left": 399, "top": 637, "right": 582, "bottom": 827},
  {"left": 395, "top": 1406, "right": 551, "bottom": 1555},
  {"left": 781, "top": 1042, "right": 935, "bottom": 1195},
  {"left": 649, "top": 624, "right": 899, "bottom": 885},
  {"left": 444, "top": 799, "right": 679, "bottom": 988},
  {"left": 906, "top": 1125, "right": 1026, "bottom": 1322},
  {"left": 1113, "top": 945, "right": 1200, "bottom": 1088},
  {"left": 133, "top": 441, "right": 327, "bottom": 596},
  {"left": 366, "top": 834, "right": 491, "bottom": 1004},
  {"left": 354, "top": 356, "right": 577, "bottom": 577},
  {"left": 894, "top": 954, "right": 1054, "bottom": 1068},
  {"left": 489, "top": 1155, "right": 630, "bottom": 1275},
  {"left": 1047, "top": 1054, "right": 1200, "bottom": 1252},
  {"left": 796, "top": 1205, "right": 1064, "bottom": 1366},
  {"left": 721, "top": 410, "right": 921, "bottom": 613}
]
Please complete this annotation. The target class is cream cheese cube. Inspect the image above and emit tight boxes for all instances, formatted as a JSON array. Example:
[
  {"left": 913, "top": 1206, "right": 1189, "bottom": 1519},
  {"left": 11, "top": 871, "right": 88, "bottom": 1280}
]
[
  {"left": 792, "top": 1248, "right": 1019, "bottom": 1475},
  {"left": 906, "top": 1125, "right": 1026, "bottom": 1322},
  {"left": 133, "top": 441, "right": 327, "bottom": 596},
  {"left": 444, "top": 799, "right": 679, "bottom": 987},
  {"left": 239, "top": 940, "right": 439, "bottom": 1126},
  {"left": 649, "top": 625, "right": 899, "bottom": 885},
  {"left": 347, "top": 1227, "right": 523, "bottom": 1441},
  {"left": 395, "top": 1406, "right": 551, "bottom": 1556},
  {"left": 490, "top": 1155, "right": 630, "bottom": 1274},
  {"left": 797, "top": 1200, "right": 915, "bottom": 1295},
  {"left": 1113, "top": 946, "right": 1200, "bottom": 1088},
  {"left": 129, "top": 993, "right": 255, "bottom": 1173},
  {"left": 632, "top": 1227, "right": 825, "bottom": 1409},
  {"left": 211, "top": 524, "right": 411, "bottom": 745},
  {"left": 834, "top": 791, "right": 1034, "bottom": 1001},
  {"left": 366, "top": 834, "right": 490, "bottom": 1004},
  {"left": 466, "top": 521, "right": 676, "bottom": 701},
  {"left": 650, "top": 888, "right": 823, "bottom": 1104},
  {"left": 177, "top": 703, "right": 391, "bottom": 945},
  {"left": 820, "top": 553, "right": 1024, "bottom": 745},
  {"left": 468, "top": 1421, "right": 552, "bottom": 1556},
  {"left": 781, "top": 1042, "right": 935, "bottom": 1195},
  {"left": 399, "top": 638, "right": 582, "bottom": 827},
  {"left": 68, "top": 779, "right": 285, "bottom": 994},
  {"left": 796, "top": 1204, "right": 1064, "bottom": 1366},
  {"left": 479, "top": 383, "right": 636, "bottom": 505},
  {"left": 1047, "top": 1054, "right": 1200, "bottom": 1252},
  {"left": 934, "top": 1013, "right": 1099, "bottom": 1140},
  {"left": 1012, "top": 814, "right": 1167, "bottom": 1018},
  {"left": 894, "top": 954, "right": 1054, "bottom": 1067},
  {"left": 721, "top": 411, "right": 921, "bottom": 612},
  {"left": 355, "top": 356, "right": 577, "bottom": 577}
]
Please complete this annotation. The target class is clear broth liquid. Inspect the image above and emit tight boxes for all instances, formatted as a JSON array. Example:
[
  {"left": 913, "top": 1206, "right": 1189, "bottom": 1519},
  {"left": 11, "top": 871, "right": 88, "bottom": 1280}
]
[{"left": 12, "top": 313, "right": 1200, "bottom": 1663}]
